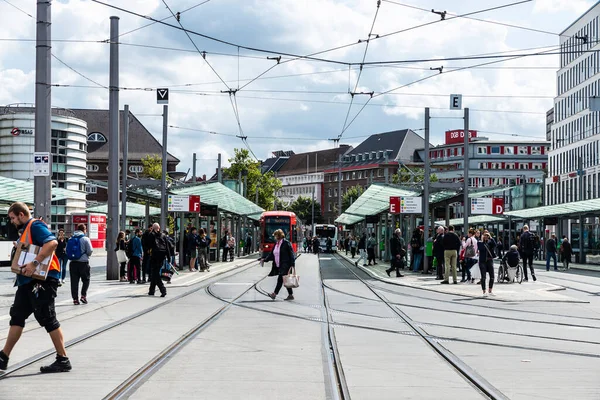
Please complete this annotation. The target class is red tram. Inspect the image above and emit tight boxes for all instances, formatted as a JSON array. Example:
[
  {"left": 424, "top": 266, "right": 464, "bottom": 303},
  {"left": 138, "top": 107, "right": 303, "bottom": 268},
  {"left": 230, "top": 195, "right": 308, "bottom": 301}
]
[{"left": 259, "top": 211, "right": 299, "bottom": 256}]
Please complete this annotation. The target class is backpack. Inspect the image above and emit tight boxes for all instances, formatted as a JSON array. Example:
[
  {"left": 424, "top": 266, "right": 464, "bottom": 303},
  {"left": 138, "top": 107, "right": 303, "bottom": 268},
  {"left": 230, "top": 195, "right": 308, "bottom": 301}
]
[
  {"left": 522, "top": 232, "right": 534, "bottom": 252},
  {"left": 410, "top": 236, "right": 420, "bottom": 249},
  {"left": 154, "top": 234, "right": 167, "bottom": 253},
  {"left": 220, "top": 236, "right": 227, "bottom": 248},
  {"left": 126, "top": 239, "right": 135, "bottom": 258},
  {"left": 66, "top": 236, "right": 83, "bottom": 260},
  {"left": 464, "top": 238, "right": 476, "bottom": 258}
]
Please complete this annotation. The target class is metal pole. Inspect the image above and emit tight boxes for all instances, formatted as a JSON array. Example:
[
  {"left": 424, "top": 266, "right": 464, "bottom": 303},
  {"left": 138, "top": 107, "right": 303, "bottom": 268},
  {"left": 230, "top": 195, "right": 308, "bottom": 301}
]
[
  {"left": 337, "top": 154, "right": 342, "bottom": 218},
  {"left": 34, "top": 0, "right": 52, "bottom": 224},
  {"left": 508, "top": 185, "right": 512, "bottom": 245},
  {"left": 217, "top": 153, "right": 222, "bottom": 183},
  {"left": 144, "top": 202, "right": 150, "bottom": 229},
  {"left": 179, "top": 213, "right": 185, "bottom": 268},
  {"left": 423, "top": 107, "right": 430, "bottom": 271},
  {"left": 120, "top": 104, "right": 129, "bottom": 231},
  {"left": 578, "top": 156, "right": 583, "bottom": 201},
  {"left": 192, "top": 153, "right": 199, "bottom": 232},
  {"left": 463, "top": 107, "right": 470, "bottom": 233},
  {"left": 107, "top": 16, "right": 120, "bottom": 281},
  {"left": 160, "top": 105, "right": 168, "bottom": 231},
  {"left": 311, "top": 185, "right": 315, "bottom": 226}
]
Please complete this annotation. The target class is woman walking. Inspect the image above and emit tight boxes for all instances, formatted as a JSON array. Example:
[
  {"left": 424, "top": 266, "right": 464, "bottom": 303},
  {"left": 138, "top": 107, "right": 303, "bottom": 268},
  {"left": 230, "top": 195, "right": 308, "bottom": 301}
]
[
  {"left": 477, "top": 232, "right": 496, "bottom": 296},
  {"left": 115, "top": 231, "right": 128, "bottom": 282},
  {"left": 560, "top": 236, "right": 573, "bottom": 270},
  {"left": 263, "top": 229, "right": 296, "bottom": 301},
  {"left": 56, "top": 229, "right": 68, "bottom": 285}
]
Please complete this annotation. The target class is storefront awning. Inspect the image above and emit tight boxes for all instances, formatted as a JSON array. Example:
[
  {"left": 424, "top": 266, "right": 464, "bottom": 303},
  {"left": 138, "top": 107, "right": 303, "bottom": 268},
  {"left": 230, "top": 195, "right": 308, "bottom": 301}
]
[
  {"left": 86, "top": 202, "right": 161, "bottom": 218},
  {"left": 171, "top": 182, "right": 264, "bottom": 220},
  {"left": 0, "top": 176, "right": 86, "bottom": 206},
  {"left": 506, "top": 198, "right": 600, "bottom": 219}
]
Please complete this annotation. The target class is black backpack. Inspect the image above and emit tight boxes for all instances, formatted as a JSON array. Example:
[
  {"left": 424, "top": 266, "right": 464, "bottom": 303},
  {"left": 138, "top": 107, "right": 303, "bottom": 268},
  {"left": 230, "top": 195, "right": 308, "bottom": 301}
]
[
  {"left": 522, "top": 232, "right": 534, "bottom": 252},
  {"left": 410, "top": 236, "right": 420, "bottom": 249},
  {"left": 126, "top": 239, "right": 134, "bottom": 258},
  {"left": 154, "top": 234, "right": 167, "bottom": 253}
]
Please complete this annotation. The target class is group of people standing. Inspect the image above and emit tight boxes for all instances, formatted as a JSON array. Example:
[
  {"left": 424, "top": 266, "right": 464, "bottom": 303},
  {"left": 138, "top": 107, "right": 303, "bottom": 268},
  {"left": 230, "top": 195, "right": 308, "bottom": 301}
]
[
  {"left": 340, "top": 233, "right": 378, "bottom": 266},
  {"left": 186, "top": 227, "right": 211, "bottom": 271}
]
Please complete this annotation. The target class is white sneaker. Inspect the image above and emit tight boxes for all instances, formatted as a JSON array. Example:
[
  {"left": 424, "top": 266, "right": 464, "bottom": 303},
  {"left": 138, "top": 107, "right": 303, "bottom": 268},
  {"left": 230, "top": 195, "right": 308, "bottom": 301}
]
[
  {"left": 488, "top": 292, "right": 496, "bottom": 296},
  {"left": 482, "top": 292, "right": 488, "bottom": 297}
]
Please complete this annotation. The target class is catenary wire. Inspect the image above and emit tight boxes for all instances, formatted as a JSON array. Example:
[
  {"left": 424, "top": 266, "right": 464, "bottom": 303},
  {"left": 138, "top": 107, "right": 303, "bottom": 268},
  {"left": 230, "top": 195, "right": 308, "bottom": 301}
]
[{"left": 1, "top": 0, "right": 33, "bottom": 18}]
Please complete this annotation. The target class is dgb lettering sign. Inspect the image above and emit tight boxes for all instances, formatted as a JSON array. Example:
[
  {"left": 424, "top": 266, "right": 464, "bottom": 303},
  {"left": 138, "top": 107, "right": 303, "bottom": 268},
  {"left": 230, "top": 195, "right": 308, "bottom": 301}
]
[{"left": 445, "top": 129, "right": 477, "bottom": 145}]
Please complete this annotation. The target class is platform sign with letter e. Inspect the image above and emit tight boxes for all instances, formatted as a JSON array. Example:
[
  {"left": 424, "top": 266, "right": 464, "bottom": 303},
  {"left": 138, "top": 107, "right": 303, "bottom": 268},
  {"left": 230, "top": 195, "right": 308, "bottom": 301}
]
[
  {"left": 33, "top": 152, "right": 51, "bottom": 177},
  {"left": 450, "top": 94, "right": 462, "bottom": 110},
  {"left": 157, "top": 88, "right": 169, "bottom": 104}
]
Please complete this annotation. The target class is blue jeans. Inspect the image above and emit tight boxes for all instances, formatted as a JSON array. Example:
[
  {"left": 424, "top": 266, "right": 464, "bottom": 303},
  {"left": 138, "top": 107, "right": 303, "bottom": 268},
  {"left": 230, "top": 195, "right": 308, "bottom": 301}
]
[
  {"left": 60, "top": 255, "right": 69, "bottom": 280},
  {"left": 413, "top": 253, "right": 422, "bottom": 272},
  {"left": 546, "top": 251, "right": 557, "bottom": 271}
]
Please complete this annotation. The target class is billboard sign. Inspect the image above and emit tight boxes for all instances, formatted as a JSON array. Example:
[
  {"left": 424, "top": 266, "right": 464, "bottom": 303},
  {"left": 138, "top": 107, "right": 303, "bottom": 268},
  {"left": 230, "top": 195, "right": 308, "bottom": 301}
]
[{"left": 445, "top": 129, "right": 477, "bottom": 145}]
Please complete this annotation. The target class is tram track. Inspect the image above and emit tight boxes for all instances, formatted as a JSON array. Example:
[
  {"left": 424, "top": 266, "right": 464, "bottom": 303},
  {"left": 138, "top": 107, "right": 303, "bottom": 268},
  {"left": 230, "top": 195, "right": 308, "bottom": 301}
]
[
  {"left": 0, "top": 259, "right": 259, "bottom": 380},
  {"left": 103, "top": 269, "right": 269, "bottom": 400}
]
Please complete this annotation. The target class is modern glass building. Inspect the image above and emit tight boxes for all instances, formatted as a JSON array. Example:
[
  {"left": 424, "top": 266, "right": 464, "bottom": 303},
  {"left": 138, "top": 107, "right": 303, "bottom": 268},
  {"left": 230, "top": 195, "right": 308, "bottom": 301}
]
[{"left": 0, "top": 104, "right": 88, "bottom": 230}]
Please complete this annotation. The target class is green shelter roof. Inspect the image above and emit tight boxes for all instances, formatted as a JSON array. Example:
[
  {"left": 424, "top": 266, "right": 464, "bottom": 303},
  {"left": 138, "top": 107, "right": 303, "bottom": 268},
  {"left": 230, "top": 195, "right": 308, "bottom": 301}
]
[
  {"left": 86, "top": 202, "right": 161, "bottom": 218},
  {"left": 171, "top": 182, "right": 264, "bottom": 219},
  {"left": 505, "top": 198, "right": 600, "bottom": 219},
  {"left": 0, "top": 176, "right": 86, "bottom": 206}
]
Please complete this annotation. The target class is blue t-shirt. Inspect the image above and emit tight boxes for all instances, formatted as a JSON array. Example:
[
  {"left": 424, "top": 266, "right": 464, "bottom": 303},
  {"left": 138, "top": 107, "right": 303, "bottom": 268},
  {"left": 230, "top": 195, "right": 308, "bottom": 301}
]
[{"left": 16, "top": 219, "right": 58, "bottom": 286}]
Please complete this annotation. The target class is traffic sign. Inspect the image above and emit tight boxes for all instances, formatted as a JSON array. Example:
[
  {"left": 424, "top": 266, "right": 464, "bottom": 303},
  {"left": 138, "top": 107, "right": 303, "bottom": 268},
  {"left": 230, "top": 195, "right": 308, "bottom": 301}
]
[
  {"left": 157, "top": 88, "right": 169, "bottom": 104},
  {"left": 33, "top": 152, "right": 50, "bottom": 177},
  {"left": 450, "top": 94, "right": 462, "bottom": 110},
  {"left": 400, "top": 196, "right": 422, "bottom": 214}
]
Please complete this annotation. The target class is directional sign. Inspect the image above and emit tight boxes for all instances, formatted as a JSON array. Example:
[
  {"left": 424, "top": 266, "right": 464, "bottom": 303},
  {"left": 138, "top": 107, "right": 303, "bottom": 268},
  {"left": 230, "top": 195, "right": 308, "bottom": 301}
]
[
  {"left": 450, "top": 94, "right": 462, "bottom": 110},
  {"left": 471, "top": 198, "right": 504, "bottom": 215},
  {"left": 33, "top": 152, "right": 50, "bottom": 177},
  {"left": 157, "top": 88, "right": 169, "bottom": 104},
  {"left": 168, "top": 195, "right": 201, "bottom": 212},
  {"left": 399, "top": 196, "right": 422, "bottom": 214}
]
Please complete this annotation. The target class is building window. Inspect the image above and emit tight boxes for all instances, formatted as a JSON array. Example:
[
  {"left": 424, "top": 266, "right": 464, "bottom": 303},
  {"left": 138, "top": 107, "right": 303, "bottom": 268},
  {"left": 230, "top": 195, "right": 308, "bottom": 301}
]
[
  {"left": 519, "top": 163, "right": 528, "bottom": 169},
  {"left": 328, "top": 188, "right": 332, "bottom": 197},
  {"left": 531, "top": 146, "right": 541, "bottom": 155},
  {"left": 490, "top": 146, "right": 500, "bottom": 154},
  {"left": 86, "top": 185, "right": 97, "bottom": 194},
  {"left": 477, "top": 146, "right": 487, "bottom": 154},
  {"left": 518, "top": 146, "right": 528, "bottom": 155},
  {"left": 505, "top": 146, "right": 514, "bottom": 155},
  {"left": 87, "top": 164, "right": 99, "bottom": 172},
  {"left": 506, "top": 163, "right": 515, "bottom": 169},
  {"left": 328, "top": 203, "right": 332, "bottom": 212},
  {"left": 87, "top": 132, "right": 107, "bottom": 142},
  {"left": 358, "top": 171, "right": 362, "bottom": 179}
]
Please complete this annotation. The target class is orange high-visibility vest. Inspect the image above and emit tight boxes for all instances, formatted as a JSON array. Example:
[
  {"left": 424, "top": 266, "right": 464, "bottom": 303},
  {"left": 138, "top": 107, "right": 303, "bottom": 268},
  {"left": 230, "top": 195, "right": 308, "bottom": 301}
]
[{"left": 20, "top": 219, "right": 60, "bottom": 273}]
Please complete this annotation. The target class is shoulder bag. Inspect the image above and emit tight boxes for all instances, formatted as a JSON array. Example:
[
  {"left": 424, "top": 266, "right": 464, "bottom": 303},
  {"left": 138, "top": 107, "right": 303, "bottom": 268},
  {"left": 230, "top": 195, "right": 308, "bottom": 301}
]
[{"left": 283, "top": 266, "right": 300, "bottom": 288}]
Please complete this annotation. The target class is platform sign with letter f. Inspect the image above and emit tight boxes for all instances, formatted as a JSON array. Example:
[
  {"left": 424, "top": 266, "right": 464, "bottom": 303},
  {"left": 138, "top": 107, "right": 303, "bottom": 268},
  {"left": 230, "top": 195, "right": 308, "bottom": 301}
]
[{"left": 189, "top": 195, "right": 201, "bottom": 213}]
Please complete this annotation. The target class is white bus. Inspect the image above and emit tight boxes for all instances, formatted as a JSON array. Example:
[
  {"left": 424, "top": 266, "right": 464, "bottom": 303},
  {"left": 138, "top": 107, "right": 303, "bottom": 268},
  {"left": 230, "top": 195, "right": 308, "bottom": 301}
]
[
  {"left": 0, "top": 215, "right": 17, "bottom": 266},
  {"left": 313, "top": 224, "right": 338, "bottom": 253}
]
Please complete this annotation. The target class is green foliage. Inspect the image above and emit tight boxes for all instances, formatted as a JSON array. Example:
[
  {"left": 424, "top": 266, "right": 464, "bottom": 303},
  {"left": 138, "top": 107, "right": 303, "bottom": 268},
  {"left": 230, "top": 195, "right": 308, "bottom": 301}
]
[
  {"left": 341, "top": 185, "right": 364, "bottom": 213},
  {"left": 141, "top": 154, "right": 163, "bottom": 180},
  {"left": 287, "top": 196, "right": 323, "bottom": 225},
  {"left": 391, "top": 167, "right": 438, "bottom": 184},
  {"left": 224, "top": 149, "right": 282, "bottom": 210}
]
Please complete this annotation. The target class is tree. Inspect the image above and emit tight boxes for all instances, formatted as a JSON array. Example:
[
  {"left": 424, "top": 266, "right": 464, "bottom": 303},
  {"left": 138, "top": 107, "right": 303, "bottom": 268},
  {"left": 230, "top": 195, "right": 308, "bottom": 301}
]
[
  {"left": 140, "top": 154, "right": 174, "bottom": 232},
  {"left": 287, "top": 196, "right": 323, "bottom": 225},
  {"left": 224, "top": 149, "right": 282, "bottom": 210},
  {"left": 391, "top": 166, "right": 438, "bottom": 184},
  {"left": 341, "top": 185, "right": 364, "bottom": 213}
]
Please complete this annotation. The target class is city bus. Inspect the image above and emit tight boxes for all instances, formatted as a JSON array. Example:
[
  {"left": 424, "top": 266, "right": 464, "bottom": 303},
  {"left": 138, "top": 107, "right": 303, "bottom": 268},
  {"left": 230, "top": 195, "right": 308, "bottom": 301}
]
[
  {"left": 0, "top": 214, "right": 18, "bottom": 266},
  {"left": 313, "top": 224, "right": 338, "bottom": 253},
  {"left": 259, "top": 211, "right": 299, "bottom": 257}
]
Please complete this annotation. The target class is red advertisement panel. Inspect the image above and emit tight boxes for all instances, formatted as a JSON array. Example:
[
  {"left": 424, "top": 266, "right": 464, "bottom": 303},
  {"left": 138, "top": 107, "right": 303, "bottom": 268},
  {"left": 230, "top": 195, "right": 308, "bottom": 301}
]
[{"left": 445, "top": 129, "right": 477, "bottom": 145}]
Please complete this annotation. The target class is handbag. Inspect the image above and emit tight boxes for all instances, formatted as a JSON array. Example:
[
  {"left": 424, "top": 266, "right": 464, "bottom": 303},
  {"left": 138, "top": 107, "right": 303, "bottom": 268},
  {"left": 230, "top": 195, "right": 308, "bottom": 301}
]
[
  {"left": 283, "top": 266, "right": 300, "bottom": 288},
  {"left": 116, "top": 249, "right": 128, "bottom": 263},
  {"left": 160, "top": 260, "right": 178, "bottom": 282}
]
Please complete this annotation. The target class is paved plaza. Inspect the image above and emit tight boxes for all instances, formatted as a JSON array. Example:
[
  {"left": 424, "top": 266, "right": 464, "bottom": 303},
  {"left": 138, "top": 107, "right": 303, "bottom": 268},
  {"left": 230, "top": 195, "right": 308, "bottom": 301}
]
[{"left": 0, "top": 252, "right": 599, "bottom": 399}]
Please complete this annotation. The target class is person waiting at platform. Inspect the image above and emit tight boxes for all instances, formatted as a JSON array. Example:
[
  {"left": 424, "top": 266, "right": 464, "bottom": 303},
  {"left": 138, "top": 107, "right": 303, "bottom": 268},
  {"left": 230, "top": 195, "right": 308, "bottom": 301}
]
[{"left": 312, "top": 236, "right": 320, "bottom": 254}]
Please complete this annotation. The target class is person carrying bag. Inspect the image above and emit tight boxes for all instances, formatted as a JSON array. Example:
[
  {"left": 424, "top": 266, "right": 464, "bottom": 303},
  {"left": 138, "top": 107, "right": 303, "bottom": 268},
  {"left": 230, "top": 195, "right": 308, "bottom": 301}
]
[{"left": 262, "top": 229, "right": 297, "bottom": 301}]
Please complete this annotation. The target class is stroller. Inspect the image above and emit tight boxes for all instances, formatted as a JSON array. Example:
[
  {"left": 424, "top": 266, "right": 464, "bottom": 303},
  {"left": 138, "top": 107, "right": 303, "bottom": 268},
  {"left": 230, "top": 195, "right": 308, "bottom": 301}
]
[{"left": 497, "top": 258, "right": 523, "bottom": 284}]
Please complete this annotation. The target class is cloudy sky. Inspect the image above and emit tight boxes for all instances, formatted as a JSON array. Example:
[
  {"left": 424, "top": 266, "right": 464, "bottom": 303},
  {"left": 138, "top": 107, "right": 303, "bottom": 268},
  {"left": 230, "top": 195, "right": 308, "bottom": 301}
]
[{"left": 0, "top": 0, "right": 596, "bottom": 177}]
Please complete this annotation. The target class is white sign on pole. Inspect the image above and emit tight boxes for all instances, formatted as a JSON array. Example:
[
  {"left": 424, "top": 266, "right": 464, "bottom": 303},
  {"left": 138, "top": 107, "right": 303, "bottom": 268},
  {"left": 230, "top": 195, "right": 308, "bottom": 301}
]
[
  {"left": 400, "top": 196, "right": 422, "bottom": 214},
  {"left": 450, "top": 94, "right": 462, "bottom": 110},
  {"left": 167, "top": 195, "right": 188, "bottom": 212},
  {"left": 471, "top": 198, "right": 492, "bottom": 214},
  {"left": 33, "top": 152, "right": 51, "bottom": 177}
]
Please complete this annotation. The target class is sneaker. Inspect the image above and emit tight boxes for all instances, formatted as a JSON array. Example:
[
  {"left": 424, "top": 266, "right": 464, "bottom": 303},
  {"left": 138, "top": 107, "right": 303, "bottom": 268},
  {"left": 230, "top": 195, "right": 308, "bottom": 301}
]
[
  {"left": 386, "top": 270, "right": 391, "bottom": 277},
  {"left": 373, "top": 262, "right": 377, "bottom": 265},
  {"left": 129, "top": 281, "right": 135, "bottom": 284},
  {"left": 284, "top": 295, "right": 294, "bottom": 301},
  {"left": 80, "top": 296, "right": 87, "bottom": 304},
  {"left": 482, "top": 292, "right": 488, "bottom": 297},
  {"left": 268, "top": 292, "right": 276, "bottom": 300},
  {"left": 73, "top": 299, "right": 80, "bottom": 305},
  {"left": 524, "top": 278, "right": 528, "bottom": 282},
  {"left": 532, "top": 275, "right": 537, "bottom": 282},
  {"left": 40, "top": 355, "right": 71, "bottom": 373},
  {"left": 137, "top": 281, "right": 143, "bottom": 284},
  {"left": 440, "top": 281, "right": 449, "bottom": 285},
  {"left": 396, "top": 274, "right": 404, "bottom": 277},
  {"left": 488, "top": 292, "right": 496, "bottom": 296},
  {"left": 363, "top": 264, "right": 368, "bottom": 267},
  {"left": 453, "top": 281, "right": 458, "bottom": 284},
  {"left": 0, "top": 350, "right": 9, "bottom": 370},
  {"left": 160, "top": 292, "right": 167, "bottom": 298},
  {"left": 460, "top": 279, "right": 466, "bottom": 283}
]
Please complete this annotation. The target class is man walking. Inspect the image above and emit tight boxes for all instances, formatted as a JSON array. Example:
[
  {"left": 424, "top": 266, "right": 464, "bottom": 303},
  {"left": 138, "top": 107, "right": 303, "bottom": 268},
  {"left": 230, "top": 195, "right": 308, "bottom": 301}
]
[
  {"left": 141, "top": 227, "right": 153, "bottom": 283},
  {"left": 546, "top": 234, "right": 558, "bottom": 271},
  {"left": 386, "top": 228, "right": 405, "bottom": 277},
  {"left": 519, "top": 225, "right": 536, "bottom": 282},
  {"left": 69, "top": 223, "right": 93, "bottom": 305},
  {"left": 441, "top": 225, "right": 461, "bottom": 284},
  {"left": 0, "top": 202, "right": 71, "bottom": 373},
  {"left": 149, "top": 223, "right": 170, "bottom": 297},
  {"left": 355, "top": 232, "right": 368, "bottom": 267},
  {"left": 129, "top": 229, "right": 143, "bottom": 284}
]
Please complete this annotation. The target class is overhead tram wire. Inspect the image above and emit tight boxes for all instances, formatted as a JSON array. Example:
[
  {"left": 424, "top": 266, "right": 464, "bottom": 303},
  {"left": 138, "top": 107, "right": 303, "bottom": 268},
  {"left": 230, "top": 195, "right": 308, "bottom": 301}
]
[
  {"left": 1, "top": 0, "right": 33, "bottom": 18},
  {"left": 160, "top": 0, "right": 258, "bottom": 160},
  {"left": 338, "top": 0, "right": 381, "bottom": 142},
  {"left": 382, "top": 0, "right": 558, "bottom": 37}
]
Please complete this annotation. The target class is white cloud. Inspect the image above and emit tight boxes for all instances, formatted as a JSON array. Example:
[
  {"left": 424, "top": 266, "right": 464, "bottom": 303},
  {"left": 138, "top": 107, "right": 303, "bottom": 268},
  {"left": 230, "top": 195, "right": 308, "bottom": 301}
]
[{"left": 533, "top": 0, "right": 594, "bottom": 14}]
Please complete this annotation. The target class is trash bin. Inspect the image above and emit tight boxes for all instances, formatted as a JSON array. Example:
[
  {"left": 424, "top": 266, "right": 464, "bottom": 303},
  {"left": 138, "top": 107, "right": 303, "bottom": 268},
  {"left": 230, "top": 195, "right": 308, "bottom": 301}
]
[{"left": 209, "top": 248, "right": 217, "bottom": 262}]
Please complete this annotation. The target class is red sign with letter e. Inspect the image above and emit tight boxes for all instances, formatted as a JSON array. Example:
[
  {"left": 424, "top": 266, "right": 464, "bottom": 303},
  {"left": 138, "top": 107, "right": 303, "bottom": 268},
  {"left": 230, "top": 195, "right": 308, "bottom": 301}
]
[{"left": 389, "top": 197, "right": 400, "bottom": 214}]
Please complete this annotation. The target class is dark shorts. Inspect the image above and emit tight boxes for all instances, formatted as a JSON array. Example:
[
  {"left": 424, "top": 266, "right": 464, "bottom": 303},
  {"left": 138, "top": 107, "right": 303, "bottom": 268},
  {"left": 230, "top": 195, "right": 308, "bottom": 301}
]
[{"left": 10, "top": 278, "right": 60, "bottom": 333}]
